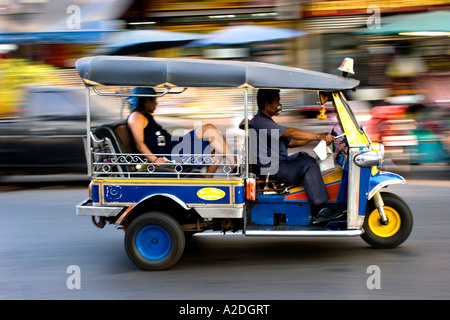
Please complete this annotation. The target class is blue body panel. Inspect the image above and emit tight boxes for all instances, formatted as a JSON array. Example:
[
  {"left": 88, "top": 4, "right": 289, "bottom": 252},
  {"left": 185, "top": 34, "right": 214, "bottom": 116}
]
[
  {"left": 91, "top": 179, "right": 245, "bottom": 207},
  {"left": 250, "top": 194, "right": 312, "bottom": 225},
  {"left": 367, "top": 171, "right": 405, "bottom": 199},
  {"left": 357, "top": 167, "right": 372, "bottom": 216},
  {"left": 249, "top": 168, "right": 347, "bottom": 226}
]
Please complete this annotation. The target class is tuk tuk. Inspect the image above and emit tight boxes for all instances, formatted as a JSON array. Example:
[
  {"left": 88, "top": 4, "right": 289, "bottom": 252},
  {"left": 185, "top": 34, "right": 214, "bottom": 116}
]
[{"left": 75, "top": 56, "right": 413, "bottom": 270}]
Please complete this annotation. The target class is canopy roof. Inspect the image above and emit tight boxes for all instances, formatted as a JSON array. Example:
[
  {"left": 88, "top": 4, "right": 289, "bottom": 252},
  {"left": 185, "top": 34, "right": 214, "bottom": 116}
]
[{"left": 76, "top": 56, "right": 359, "bottom": 91}]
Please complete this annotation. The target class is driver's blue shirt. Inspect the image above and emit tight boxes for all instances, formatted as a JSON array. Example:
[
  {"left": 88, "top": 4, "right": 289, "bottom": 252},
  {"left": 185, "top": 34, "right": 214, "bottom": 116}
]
[
  {"left": 250, "top": 111, "right": 291, "bottom": 174},
  {"left": 249, "top": 110, "right": 329, "bottom": 205}
]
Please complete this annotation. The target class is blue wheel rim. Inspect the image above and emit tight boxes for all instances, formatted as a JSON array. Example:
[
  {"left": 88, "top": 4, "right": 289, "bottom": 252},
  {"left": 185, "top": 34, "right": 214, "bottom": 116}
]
[{"left": 136, "top": 225, "right": 171, "bottom": 261}]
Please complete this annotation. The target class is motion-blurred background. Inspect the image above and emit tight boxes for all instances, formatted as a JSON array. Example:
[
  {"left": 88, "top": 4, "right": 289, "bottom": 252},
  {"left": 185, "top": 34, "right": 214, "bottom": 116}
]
[{"left": 1, "top": 0, "right": 449, "bottom": 175}]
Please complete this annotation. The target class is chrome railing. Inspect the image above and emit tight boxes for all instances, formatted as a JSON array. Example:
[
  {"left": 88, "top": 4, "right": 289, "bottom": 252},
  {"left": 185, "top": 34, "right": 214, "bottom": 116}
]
[{"left": 92, "top": 152, "right": 240, "bottom": 179}]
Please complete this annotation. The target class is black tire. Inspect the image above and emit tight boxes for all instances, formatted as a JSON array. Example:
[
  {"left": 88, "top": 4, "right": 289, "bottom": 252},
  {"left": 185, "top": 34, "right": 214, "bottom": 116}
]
[
  {"left": 361, "top": 192, "right": 413, "bottom": 249},
  {"left": 125, "top": 211, "right": 185, "bottom": 270}
]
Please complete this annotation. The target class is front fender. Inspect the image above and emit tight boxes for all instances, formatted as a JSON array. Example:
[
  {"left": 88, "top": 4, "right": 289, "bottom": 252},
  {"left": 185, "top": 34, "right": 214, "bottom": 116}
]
[{"left": 367, "top": 171, "right": 406, "bottom": 200}]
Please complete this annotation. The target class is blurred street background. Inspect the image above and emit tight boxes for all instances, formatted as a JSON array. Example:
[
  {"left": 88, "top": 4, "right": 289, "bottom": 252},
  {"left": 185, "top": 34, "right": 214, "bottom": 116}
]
[
  {"left": 1, "top": 0, "right": 450, "bottom": 301},
  {"left": 1, "top": 0, "right": 449, "bottom": 175}
]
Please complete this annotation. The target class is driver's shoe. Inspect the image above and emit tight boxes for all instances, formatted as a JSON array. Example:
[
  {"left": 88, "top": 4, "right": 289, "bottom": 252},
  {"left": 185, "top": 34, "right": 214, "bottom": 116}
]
[{"left": 312, "top": 207, "right": 344, "bottom": 224}]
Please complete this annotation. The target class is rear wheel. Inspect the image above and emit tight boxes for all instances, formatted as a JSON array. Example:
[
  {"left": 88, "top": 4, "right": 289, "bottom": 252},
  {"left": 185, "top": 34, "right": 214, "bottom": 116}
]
[
  {"left": 125, "top": 211, "right": 185, "bottom": 270},
  {"left": 361, "top": 192, "right": 413, "bottom": 249}
]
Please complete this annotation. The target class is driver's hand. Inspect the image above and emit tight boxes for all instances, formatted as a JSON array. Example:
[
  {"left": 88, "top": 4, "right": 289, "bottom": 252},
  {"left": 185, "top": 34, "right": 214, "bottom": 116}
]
[{"left": 320, "top": 133, "right": 335, "bottom": 146}]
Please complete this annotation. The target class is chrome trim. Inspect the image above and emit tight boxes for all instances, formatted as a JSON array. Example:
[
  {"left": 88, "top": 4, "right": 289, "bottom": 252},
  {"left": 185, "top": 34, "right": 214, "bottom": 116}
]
[
  {"left": 244, "top": 89, "right": 249, "bottom": 179},
  {"left": 373, "top": 192, "right": 388, "bottom": 225},
  {"left": 347, "top": 148, "right": 364, "bottom": 229},
  {"left": 245, "top": 229, "right": 363, "bottom": 237},
  {"left": 354, "top": 151, "right": 383, "bottom": 167},
  {"left": 91, "top": 151, "right": 240, "bottom": 178},
  {"left": 146, "top": 193, "right": 190, "bottom": 210},
  {"left": 86, "top": 88, "right": 92, "bottom": 177},
  {"left": 76, "top": 199, "right": 123, "bottom": 217},
  {"left": 194, "top": 206, "right": 244, "bottom": 218},
  {"left": 92, "top": 87, "right": 170, "bottom": 97}
]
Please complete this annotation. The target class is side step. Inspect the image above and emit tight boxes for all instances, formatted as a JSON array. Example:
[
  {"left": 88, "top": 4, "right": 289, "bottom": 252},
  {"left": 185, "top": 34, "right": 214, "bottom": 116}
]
[{"left": 244, "top": 225, "right": 362, "bottom": 237}]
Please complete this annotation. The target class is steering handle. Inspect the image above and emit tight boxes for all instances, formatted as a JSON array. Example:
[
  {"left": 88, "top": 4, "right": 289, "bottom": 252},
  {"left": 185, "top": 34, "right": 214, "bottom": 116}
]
[{"left": 333, "top": 132, "right": 346, "bottom": 139}]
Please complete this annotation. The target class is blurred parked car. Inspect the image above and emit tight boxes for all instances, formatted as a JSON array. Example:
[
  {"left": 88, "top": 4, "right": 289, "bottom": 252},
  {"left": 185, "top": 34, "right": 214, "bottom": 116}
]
[{"left": 0, "top": 86, "right": 119, "bottom": 176}]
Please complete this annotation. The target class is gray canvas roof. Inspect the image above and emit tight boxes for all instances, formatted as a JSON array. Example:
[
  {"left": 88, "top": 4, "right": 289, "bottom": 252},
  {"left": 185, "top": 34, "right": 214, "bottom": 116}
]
[{"left": 76, "top": 56, "right": 359, "bottom": 91}]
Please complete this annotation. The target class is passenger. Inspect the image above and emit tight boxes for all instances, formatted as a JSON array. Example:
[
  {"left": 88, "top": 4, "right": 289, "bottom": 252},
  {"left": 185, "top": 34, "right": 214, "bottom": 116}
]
[
  {"left": 250, "top": 89, "right": 344, "bottom": 224},
  {"left": 126, "top": 87, "right": 236, "bottom": 176}
]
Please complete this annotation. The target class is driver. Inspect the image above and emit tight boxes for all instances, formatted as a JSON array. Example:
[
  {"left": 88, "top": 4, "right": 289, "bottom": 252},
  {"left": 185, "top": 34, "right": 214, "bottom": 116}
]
[{"left": 250, "top": 89, "right": 344, "bottom": 224}]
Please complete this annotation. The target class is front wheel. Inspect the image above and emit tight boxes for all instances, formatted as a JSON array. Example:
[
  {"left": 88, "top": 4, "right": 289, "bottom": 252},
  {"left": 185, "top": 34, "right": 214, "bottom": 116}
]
[
  {"left": 125, "top": 211, "right": 185, "bottom": 270},
  {"left": 361, "top": 192, "right": 413, "bottom": 249}
]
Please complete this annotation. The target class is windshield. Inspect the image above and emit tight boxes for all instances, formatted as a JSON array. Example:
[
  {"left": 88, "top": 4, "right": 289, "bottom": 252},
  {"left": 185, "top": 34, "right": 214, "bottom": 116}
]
[
  {"left": 332, "top": 91, "right": 370, "bottom": 146},
  {"left": 337, "top": 92, "right": 363, "bottom": 133}
]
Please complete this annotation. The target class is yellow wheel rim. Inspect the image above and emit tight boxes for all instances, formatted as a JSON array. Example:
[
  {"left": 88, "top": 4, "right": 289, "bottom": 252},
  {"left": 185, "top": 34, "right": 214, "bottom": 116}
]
[{"left": 368, "top": 206, "right": 401, "bottom": 238}]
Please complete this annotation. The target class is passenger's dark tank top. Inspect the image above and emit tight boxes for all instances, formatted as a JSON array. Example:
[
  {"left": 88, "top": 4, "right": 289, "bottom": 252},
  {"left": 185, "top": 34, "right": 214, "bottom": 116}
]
[{"left": 139, "top": 112, "right": 177, "bottom": 156}]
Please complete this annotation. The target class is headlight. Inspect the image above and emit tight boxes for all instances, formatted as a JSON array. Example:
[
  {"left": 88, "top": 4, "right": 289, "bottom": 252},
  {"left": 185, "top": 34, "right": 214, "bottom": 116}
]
[{"left": 354, "top": 151, "right": 384, "bottom": 168}]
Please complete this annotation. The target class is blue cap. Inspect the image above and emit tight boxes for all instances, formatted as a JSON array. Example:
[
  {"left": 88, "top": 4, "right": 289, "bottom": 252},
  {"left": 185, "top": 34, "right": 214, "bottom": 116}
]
[{"left": 126, "top": 87, "right": 156, "bottom": 110}]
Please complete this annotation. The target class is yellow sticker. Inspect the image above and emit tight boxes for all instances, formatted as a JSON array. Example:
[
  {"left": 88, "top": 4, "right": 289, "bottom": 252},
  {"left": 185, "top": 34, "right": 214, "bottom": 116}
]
[{"left": 197, "top": 188, "right": 226, "bottom": 201}]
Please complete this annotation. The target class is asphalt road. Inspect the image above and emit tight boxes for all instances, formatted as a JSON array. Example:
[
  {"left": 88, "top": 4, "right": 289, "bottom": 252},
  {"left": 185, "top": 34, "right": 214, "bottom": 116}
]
[{"left": 1, "top": 167, "right": 449, "bottom": 301}]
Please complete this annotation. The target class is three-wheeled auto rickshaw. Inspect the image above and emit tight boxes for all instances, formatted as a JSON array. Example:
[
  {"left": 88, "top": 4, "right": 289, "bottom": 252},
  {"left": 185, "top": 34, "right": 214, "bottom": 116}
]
[{"left": 76, "top": 56, "right": 413, "bottom": 270}]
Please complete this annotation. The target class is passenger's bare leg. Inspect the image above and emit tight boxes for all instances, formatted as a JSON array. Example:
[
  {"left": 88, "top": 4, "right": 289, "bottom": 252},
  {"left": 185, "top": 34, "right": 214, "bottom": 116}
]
[
  {"left": 205, "top": 164, "right": 219, "bottom": 178},
  {"left": 197, "top": 124, "right": 237, "bottom": 166}
]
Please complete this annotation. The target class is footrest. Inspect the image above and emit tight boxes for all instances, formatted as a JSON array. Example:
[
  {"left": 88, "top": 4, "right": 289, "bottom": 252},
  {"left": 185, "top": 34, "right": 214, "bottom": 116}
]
[{"left": 244, "top": 224, "right": 362, "bottom": 237}]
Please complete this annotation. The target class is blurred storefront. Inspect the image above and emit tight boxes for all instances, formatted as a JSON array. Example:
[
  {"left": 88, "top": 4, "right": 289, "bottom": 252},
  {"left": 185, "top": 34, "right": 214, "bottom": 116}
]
[
  {"left": 1, "top": 0, "right": 449, "bottom": 161},
  {"left": 0, "top": 0, "right": 132, "bottom": 66},
  {"left": 118, "top": 0, "right": 450, "bottom": 114},
  {"left": 3, "top": 0, "right": 448, "bottom": 77},
  {"left": 122, "top": 1, "right": 449, "bottom": 77},
  {"left": 2, "top": 1, "right": 450, "bottom": 102},
  {"left": 0, "top": 0, "right": 132, "bottom": 115},
  {"left": 122, "top": 0, "right": 302, "bottom": 64}
]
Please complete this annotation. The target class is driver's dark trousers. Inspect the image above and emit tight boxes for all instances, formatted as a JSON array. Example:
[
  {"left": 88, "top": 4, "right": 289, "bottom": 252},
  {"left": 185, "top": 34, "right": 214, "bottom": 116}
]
[{"left": 258, "top": 152, "right": 330, "bottom": 206}]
